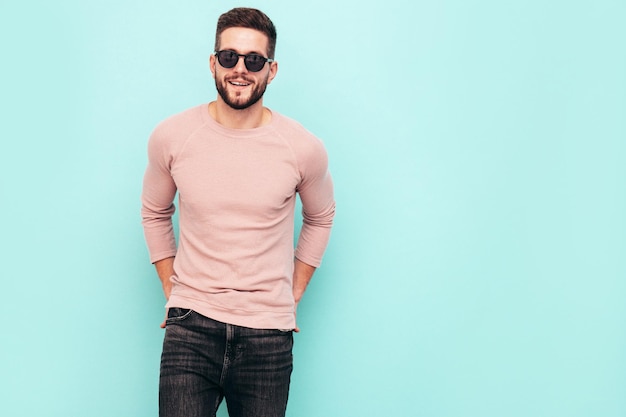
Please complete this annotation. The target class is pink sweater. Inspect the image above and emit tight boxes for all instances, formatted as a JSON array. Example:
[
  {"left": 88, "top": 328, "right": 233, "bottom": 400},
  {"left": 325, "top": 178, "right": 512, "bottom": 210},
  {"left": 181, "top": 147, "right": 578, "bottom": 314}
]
[{"left": 141, "top": 104, "right": 335, "bottom": 329}]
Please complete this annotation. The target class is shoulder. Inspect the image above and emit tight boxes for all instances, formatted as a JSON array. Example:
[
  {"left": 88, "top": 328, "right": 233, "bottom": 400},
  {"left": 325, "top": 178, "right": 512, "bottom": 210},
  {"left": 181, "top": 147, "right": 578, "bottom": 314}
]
[
  {"left": 149, "top": 104, "right": 208, "bottom": 147},
  {"left": 270, "top": 111, "right": 329, "bottom": 177},
  {"left": 270, "top": 111, "right": 328, "bottom": 158}
]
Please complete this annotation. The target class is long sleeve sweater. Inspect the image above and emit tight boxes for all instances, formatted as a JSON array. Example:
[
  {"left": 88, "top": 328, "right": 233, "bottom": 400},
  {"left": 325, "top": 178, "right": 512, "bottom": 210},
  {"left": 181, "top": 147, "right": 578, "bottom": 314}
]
[{"left": 141, "top": 104, "right": 335, "bottom": 329}]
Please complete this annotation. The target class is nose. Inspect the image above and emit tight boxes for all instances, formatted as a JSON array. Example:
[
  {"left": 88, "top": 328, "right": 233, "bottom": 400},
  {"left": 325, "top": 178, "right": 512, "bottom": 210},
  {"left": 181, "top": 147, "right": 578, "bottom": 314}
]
[{"left": 232, "top": 55, "right": 248, "bottom": 73}]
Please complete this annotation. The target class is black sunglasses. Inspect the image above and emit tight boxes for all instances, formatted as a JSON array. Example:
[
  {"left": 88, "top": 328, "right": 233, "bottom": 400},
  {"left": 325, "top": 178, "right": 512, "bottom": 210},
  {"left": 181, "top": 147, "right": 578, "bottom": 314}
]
[{"left": 214, "top": 50, "right": 274, "bottom": 72}]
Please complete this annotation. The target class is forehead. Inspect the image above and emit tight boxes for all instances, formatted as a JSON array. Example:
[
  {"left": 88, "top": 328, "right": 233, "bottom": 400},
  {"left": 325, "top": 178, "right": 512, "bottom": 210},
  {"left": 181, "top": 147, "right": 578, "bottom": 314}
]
[{"left": 218, "top": 27, "right": 269, "bottom": 54}]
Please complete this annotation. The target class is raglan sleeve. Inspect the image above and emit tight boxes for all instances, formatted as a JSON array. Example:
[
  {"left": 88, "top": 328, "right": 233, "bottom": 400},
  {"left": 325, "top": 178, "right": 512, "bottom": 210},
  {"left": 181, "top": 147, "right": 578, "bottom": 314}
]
[
  {"left": 140, "top": 126, "right": 178, "bottom": 263},
  {"left": 294, "top": 137, "right": 336, "bottom": 267}
]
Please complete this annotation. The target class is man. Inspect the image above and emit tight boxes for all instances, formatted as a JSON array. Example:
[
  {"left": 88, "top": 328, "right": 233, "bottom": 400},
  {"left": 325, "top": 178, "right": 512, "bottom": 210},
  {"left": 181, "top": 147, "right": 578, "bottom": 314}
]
[{"left": 141, "top": 7, "right": 335, "bottom": 417}]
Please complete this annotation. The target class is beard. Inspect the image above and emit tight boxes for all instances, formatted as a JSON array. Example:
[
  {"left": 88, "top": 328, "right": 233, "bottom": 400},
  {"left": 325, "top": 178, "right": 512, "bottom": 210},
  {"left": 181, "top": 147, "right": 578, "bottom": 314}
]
[{"left": 215, "top": 74, "right": 269, "bottom": 110}]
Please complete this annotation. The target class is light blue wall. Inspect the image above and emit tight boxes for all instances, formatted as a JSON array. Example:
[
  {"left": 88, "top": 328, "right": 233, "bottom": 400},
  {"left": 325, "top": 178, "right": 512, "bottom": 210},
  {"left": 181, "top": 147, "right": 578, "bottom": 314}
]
[{"left": 2, "top": 1, "right": 625, "bottom": 416}]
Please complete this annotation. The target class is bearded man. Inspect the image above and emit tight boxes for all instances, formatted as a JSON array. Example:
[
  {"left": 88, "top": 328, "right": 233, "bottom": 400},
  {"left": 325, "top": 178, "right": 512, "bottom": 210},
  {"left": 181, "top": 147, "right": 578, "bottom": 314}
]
[{"left": 141, "top": 7, "right": 335, "bottom": 417}]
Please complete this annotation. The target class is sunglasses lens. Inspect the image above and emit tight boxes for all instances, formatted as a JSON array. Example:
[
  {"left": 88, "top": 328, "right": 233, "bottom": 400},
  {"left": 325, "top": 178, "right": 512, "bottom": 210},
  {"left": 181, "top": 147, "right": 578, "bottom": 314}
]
[
  {"left": 217, "top": 51, "right": 238, "bottom": 68},
  {"left": 244, "top": 55, "right": 265, "bottom": 72},
  {"left": 216, "top": 51, "right": 268, "bottom": 72}
]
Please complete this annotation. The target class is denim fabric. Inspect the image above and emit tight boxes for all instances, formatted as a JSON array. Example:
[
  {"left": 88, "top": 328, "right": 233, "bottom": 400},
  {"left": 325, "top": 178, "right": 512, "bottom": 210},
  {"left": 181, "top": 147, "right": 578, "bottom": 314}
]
[{"left": 159, "top": 308, "right": 293, "bottom": 417}]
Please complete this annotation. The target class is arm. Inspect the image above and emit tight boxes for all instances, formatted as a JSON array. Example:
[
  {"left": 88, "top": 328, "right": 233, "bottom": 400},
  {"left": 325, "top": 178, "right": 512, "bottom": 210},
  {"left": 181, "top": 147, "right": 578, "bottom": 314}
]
[
  {"left": 154, "top": 256, "right": 175, "bottom": 301},
  {"left": 294, "top": 139, "right": 335, "bottom": 268},
  {"left": 154, "top": 256, "right": 175, "bottom": 329},
  {"left": 292, "top": 138, "right": 336, "bottom": 331},
  {"left": 141, "top": 126, "right": 178, "bottom": 264},
  {"left": 292, "top": 258, "right": 317, "bottom": 333},
  {"left": 293, "top": 258, "right": 316, "bottom": 305},
  {"left": 141, "top": 125, "right": 179, "bottom": 327}
]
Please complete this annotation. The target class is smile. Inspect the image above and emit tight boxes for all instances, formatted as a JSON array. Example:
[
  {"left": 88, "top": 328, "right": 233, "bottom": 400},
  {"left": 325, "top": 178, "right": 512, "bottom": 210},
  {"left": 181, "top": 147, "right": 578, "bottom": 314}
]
[{"left": 229, "top": 81, "right": 250, "bottom": 87}]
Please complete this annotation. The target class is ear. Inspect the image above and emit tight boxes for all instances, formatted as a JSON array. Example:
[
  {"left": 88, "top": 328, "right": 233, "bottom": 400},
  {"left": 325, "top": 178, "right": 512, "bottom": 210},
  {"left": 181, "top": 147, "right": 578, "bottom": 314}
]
[
  {"left": 267, "top": 61, "right": 278, "bottom": 85},
  {"left": 209, "top": 54, "right": 217, "bottom": 79}
]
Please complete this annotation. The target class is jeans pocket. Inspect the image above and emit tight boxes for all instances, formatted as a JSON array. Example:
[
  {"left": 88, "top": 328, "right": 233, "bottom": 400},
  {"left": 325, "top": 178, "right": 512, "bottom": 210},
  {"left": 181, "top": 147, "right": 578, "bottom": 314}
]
[{"left": 166, "top": 308, "right": 194, "bottom": 324}]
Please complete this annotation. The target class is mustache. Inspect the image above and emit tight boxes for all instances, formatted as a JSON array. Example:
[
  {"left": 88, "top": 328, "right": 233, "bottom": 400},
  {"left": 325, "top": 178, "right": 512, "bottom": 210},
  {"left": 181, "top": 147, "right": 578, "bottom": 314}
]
[{"left": 224, "top": 75, "right": 255, "bottom": 83}]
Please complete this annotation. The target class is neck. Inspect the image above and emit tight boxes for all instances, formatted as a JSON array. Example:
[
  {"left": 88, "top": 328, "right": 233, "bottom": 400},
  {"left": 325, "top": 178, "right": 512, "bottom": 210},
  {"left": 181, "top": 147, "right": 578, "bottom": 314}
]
[{"left": 209, "top": 99, "right": 271, "bottom": 129}]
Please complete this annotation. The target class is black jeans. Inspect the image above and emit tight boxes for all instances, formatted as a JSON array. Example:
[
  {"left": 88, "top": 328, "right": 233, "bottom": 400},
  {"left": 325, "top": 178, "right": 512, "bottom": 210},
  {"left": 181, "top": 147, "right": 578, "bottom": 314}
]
[{"left": 159, "top": 308, "right": 293, "bottom": 417}]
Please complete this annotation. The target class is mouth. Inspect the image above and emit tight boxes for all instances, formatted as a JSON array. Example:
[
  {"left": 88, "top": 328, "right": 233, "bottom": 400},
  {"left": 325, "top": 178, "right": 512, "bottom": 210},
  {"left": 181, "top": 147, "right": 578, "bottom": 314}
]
[{"left": 228, "top": 80, "right": 251, "bottom": 88}]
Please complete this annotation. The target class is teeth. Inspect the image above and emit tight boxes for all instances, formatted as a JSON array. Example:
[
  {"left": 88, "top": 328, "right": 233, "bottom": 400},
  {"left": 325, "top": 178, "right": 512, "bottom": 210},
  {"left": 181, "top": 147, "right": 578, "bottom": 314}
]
[{"left": 231, "top": 81, "right": 248, "bottom": 86}]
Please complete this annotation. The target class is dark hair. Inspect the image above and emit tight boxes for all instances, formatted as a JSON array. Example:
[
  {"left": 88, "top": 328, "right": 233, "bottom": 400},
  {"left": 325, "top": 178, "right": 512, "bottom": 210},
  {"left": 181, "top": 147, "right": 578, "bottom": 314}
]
[{"left": 214, "top": 8, "right": 277, "bottom": 59}]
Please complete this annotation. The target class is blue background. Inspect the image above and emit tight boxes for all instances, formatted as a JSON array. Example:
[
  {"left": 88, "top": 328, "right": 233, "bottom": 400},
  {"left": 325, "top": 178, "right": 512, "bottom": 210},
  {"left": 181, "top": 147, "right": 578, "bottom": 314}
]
[{"left": 2, "top": 1, "right": 625, "bottom": 416}]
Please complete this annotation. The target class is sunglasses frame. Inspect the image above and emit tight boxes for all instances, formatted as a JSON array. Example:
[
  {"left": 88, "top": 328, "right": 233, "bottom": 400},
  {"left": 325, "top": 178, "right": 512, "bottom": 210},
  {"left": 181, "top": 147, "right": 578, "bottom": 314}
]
[{"left": 214, "top": 50, "right": 274, "bottom": 72}]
